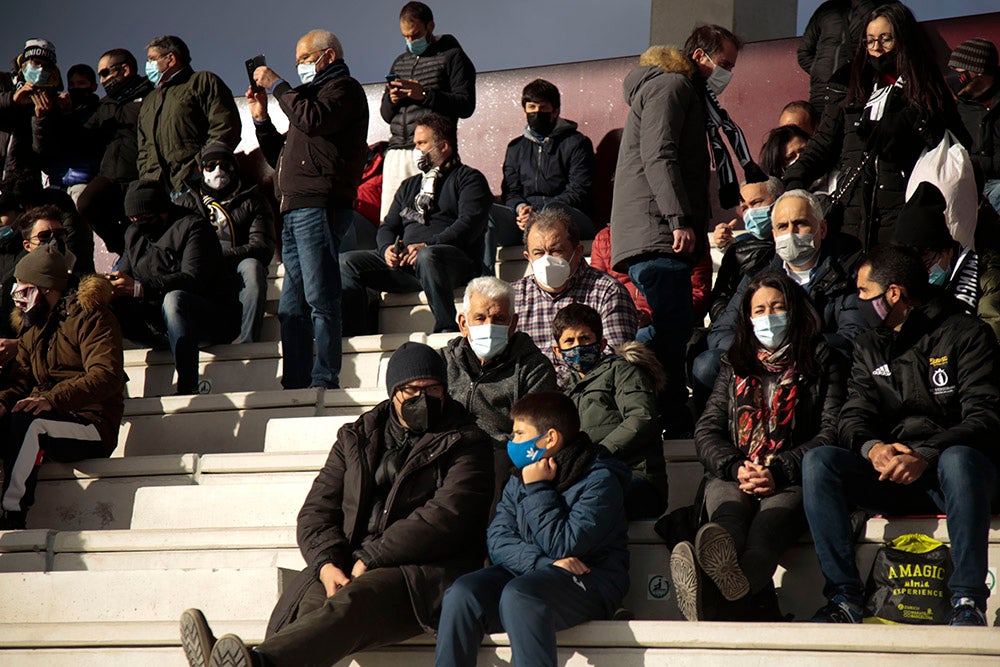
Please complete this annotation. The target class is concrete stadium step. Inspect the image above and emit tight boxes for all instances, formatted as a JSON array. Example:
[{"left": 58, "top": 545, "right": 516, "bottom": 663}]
[
  {"left": 378, "top": 289, "right": 464, "bottom": 334},
  {"left": 122, "top": 332, "right": 452, "bottom": 398},
  {"left": 118, "top": 387, "right": 385, "bottom": 457}
]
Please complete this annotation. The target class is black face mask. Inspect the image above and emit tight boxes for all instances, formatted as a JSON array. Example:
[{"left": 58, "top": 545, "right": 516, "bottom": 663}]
[
  {"left": 398, "top": 393, "right": 442, "bottom": 434},
  {"left": 526, "top": 111, "right": 555, "bottom": 136},
  {"left": 23, "top": 299, "right": 51, "bottom": 329},
  {"left": 858, "top": 292, "right": 892, "bottom": 329},
  {"left": 68, "top": 88, "right": 94, "bottom": 106},
  {"left": 945, "top": 70, "right": 972, "bottom": 96},
  {"left": 43, "top": 235, "right": 67, "bottom": 255},
  {"left": 869, "top": 50, "right": 899, "bottom": 76}
]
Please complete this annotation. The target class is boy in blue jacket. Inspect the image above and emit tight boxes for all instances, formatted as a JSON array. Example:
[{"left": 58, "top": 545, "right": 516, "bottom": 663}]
[{"left": 434, "top": 391, "right": 631, "bottom": 667}]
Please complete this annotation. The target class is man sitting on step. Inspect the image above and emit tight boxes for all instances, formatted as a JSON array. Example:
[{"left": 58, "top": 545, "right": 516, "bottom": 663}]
[
  {"left": 803, "top": 244, "right": 1000, "bottom": 625},
  {"left": 340, "top": 113, "right": 492, "bottom": 336},
  {"left": 180, "top": 342, "right": 494, "bottom": 667},
  {"left": 0, "top": 247, "right": 124, "bottom": 530},
  {"left": 438, "top": 276, "right": 558, "bottom": 500}
]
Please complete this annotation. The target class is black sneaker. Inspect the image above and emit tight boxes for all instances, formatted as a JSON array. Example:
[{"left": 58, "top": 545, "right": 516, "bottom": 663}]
[
  {"left": 670, "top": 541, "right": 703, "bottom": 621},
  {"left": 946, "top": 597, "right": 987, "bottom": 626},
  {"left": 809, "top": 595, "right": 862, "bottom": 623},
  {"left": 695, "top": 522, "right": 750, "bottom": 601}
]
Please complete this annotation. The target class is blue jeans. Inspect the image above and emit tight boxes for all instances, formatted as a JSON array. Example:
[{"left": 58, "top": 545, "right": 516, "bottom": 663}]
[
  {"left": 162, "top": 290, "right": 236, "bottom": 394},
  {"left": 984, "top": 179, "right": 1000, "bottom": 216},
  {"left": 340, "top": 245, "right": 476, "bottom": 335},
  {"left": 802, "top": 445, "right": 997, "bottom": 606},
  {"left": 278, "top": 207, "right": 351, "bottom": 389},
  {"left": 627, "top": 255, "right": 692, "bottom": 427},
  {"left": 435, "top": 565, "right": 613, "bottom": 667},
  {"left": 691, "top": 347, "right": 725, "bottom": 412},
  {"left": 236, "top": 257, "right": 268, "bottom": 344}
]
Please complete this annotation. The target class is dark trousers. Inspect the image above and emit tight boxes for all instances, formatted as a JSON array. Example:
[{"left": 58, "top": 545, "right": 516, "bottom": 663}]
[
  {"left": 1, "top": 411, "right": 110, "bottom": 514},
  {"left": 435, "top": 565, "right": 613, "bottom": 667},
  {"left": 76, "top": 176, "right": 129, "bottom": 255},
  {"left": 803, "top": 445, "right": 997, "bottom": 606},
  {"left": 340, "top": 245, "right": 476, "bottom": 335},
  {"left": 257, "top": 567, "right": 422, "bottom": 667},
  {"left": 703, "top": 477, "right": 806, "bottom": 593}
]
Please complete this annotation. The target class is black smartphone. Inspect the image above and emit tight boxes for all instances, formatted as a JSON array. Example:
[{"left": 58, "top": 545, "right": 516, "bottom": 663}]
[
  {"left": 245, "top": 54, "right": 266, "bottom": 92},
  {"left": 393, "top": 236, "right": 405, "bottom": 255},
  {"left": 385, "top": 73, "right": 399, "bottom": 84}
]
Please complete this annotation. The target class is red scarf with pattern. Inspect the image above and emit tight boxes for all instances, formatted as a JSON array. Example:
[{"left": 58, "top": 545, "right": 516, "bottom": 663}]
[{"left": 734, "top": 345, "right": 798, "bottom": 464}]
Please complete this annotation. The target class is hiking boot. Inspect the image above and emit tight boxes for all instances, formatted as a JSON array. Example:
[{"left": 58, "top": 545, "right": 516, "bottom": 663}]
[
  {"left": 694, "top": 522, "right": 750, "bottom": 601},
  {"left": 946, "top": 597, "right": 987, "bottom": 626},
  {"left": 180, "top": 609, "right": 216, "bottom": 667},
  {"left": 670, "top": 541, "right": 703, "bottom": 621},
  {"left": 210, "top": 634, "right": 255, "bottom": 667},
  {"left": 809, "top": 595, "right": 862, "bottom": 623}
]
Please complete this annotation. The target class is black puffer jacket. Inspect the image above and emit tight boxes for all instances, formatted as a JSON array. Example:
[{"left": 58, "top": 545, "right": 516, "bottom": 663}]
[
  {"left": 0, "top": 90, "right": 45, "bottom": 184},
  {"left": 797, "top": 0, "right": 884, "bottom": 117},
  {"left": 696, "top": 342, "right": 846, "bottom": 487},
  {"left": 380, "top": 35, "right": 476, "bottom": 150},
  {"left": 174, "top": 181, "right": 276, "bottom": 269},
  {"left": 116, "top": 206, "right": 239, "bottom": 313},
  {"left": 783, "top": 89, "right": 966, "bottom": 251},
  {"left": 956, "top": 87, "right": 1000, "bottom": 182},
  {"left": 84, "top": 76, "right": 154, "bottom": 183},
  {"left": 255, "top": 60, "right": 369, "bottom": 213},
  {"left": 709, "top": 234, "right": 775, "bottom": 321},
  {"left": 501, "top": 118, "right": 595, "bottom": 216},
  {"left": 288, "top": 399, "right": 493, "bottom": 633}
]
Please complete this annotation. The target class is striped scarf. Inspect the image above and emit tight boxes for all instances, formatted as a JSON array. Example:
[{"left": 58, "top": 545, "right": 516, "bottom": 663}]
[{"left": 704, "top": 88, "right": 759, "bottom": 209}]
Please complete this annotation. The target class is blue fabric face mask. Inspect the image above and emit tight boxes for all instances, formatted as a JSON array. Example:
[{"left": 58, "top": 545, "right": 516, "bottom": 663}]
[
  {"left": 468, "top": 324, "right": 509, "bottom": 361},
  {"left": 928, "top": 262, "right": 949, "bottom": 286},
  {"left": 559, "top": 342, "right": 601, "bottom": 374},
  {"left": 506, "top": 433, "right": 546, "bottom": 469},
  {"left": 406, "top": 37, "right": 429, "bottom": 56},
  {"left": 751, "top": 312, "right": 789, "bottom": 350},
  {"left": 743, "top": 205, "right": 773, "bottom": 240},
  {"left": 145, "top": 60, "right": 162, "bottom": 86},
  {"left": 0, "top": 226, "right": 17, "bottom": 243}
]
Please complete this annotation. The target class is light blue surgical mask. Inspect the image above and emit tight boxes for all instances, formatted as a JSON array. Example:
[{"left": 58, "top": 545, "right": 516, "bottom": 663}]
[
  {"left": 145, "top": 60, "right": 162, "bottom": 86},
  {"left": 23, "top": 62, "right": 50, "bottom": 86},
  {"left": 0, "top": 226, "right": 17, "bottom": 243},
  {"left": 406, "top": 37, "right": 429, "bottom": 56},
  {"left": 468, "top": 323, "right": 510, "bottom": 361},
  {"left": 743, "top": 205, "right": 773, "bottom": 240},
  {"left": 507, "top": 433, "right": 546, "bottom": 469},
  {"left": 928, "top": 262, "right": 949, "bottom": 286},
  {"left": 751, "top": 312, "right": 789, "bottom": 350},
  {"left": 297, "top": 61, "right": 317, "bottom": 85}
]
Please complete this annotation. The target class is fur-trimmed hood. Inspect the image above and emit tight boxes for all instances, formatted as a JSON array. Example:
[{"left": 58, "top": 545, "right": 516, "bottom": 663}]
[
  {"left": 614, "top": 340, "right": 667, "bottom": 393},
  {"left": 10, "top": 273, "right": 113, "bottom": 331},
  {"left": 624, "top": 46, "right": 696, "bottom": 105}
]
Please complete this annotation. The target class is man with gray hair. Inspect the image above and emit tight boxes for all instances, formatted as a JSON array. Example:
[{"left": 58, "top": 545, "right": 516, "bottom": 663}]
[
  {"left": 248, "top": 29, "right": 368, "bottom": 390},
  {"left": 137, "top": 35, "right": 240, "bottom": 194},
  {"left": 693, "top": 188, "right": 866, "bottom": 407},
  {"left": 709, "top": 176, "right": 785, "bottom": 321},
  {"left": 439, "top": 275, "right": 557, "bottom": 498}
]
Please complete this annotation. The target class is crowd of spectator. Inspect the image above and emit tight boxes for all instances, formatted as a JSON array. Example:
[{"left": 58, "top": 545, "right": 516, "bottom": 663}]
[{"left": 0, "top": 1, "right": 999, "bottom": 664}]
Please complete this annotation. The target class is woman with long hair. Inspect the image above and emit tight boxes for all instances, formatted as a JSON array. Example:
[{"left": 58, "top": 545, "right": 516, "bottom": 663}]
[
  {"left": 760, "top": 124, "right": 811, "bottom": 177},
  {"left": 670, "top": 270, "right": 846, "bottom": 621},
  {"left": 784, "top": 2, "right": 968, "bottom": 250}
]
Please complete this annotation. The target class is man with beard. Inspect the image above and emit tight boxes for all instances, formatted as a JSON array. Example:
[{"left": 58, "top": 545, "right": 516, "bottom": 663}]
[{"left": 0, "top": 246, "right": 124, "bottom": 530}]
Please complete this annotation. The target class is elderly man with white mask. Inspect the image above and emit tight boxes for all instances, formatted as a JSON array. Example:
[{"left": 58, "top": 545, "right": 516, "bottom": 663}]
[
  {"left": 511, "top": 209, "right": 638, "bottom": 388},
  {"left": 439, "top": 275, "right": 557, "bottom": 499}
]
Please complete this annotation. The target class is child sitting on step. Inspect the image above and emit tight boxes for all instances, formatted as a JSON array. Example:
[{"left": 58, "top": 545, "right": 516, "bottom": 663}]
[
  {"left": 434, "top": 391, "right": 630, "bottom": 667},
  {"left": 552, "top": 303, "right": 668, "bottom": 519}
]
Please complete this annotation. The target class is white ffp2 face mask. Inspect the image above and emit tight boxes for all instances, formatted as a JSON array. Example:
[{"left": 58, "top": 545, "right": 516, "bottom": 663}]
[{"left": 531, "top": 252, "right": 575, "bottom": 291}]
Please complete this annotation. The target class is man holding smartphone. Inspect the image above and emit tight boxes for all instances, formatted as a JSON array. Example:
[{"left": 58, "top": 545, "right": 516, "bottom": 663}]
[
  {"left": 380, "top": 2, "right": 476, "bottom": 219},
  {"left": 247, "top": 29, "right": 368, "bottom": 390}
]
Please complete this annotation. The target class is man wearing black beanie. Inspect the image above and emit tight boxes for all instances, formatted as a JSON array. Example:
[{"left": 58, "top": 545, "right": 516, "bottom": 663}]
[
  {"left": 110, "top": 179, "right": 240, "bottom": 394},
  {"left": 180, "top": 341, "right": 493, "bottom": 667}
]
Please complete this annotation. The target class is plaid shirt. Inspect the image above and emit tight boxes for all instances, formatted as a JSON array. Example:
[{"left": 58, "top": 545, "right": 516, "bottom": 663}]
[{"left": 514, "top": 264, "right": 639, "bottom": 387}]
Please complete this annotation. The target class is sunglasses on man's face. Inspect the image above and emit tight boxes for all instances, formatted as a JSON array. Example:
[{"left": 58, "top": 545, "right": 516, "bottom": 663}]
[
  {"left": 98, "top": 62, "right": 125, "bottom": 79},
  {"left": 30, "top": 229, "right": 67, "bottom": 244}
]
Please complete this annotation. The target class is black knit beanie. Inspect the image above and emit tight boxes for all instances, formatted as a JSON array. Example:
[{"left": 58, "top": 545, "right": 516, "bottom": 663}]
[
  {"left": 892, "top": 182, "right": 952, "bottom": 251},
  {"left": 200, "top": 140, "right": 236, "bottom": 168},
  {"left": 385, "top": 342, "right": 447, "bottom": 396},
  {"left": 15, "top": 245, "right": 68, "bottom": 291},
  {"left": 124, "top": 180, "right": 170, "bottom": 218}
]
